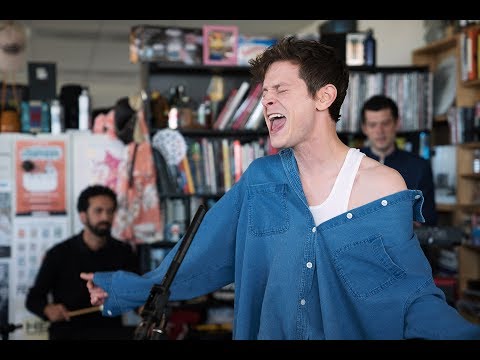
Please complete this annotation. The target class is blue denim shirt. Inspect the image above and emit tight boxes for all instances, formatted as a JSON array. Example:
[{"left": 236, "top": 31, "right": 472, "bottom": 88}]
[{"left": 94, "top": 148, "right": 480, "bottom": 340}]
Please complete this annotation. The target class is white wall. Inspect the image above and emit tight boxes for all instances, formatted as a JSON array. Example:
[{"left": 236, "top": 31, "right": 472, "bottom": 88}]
[{"left": 298, "top": 20, "right": 426, "bottom": 66}]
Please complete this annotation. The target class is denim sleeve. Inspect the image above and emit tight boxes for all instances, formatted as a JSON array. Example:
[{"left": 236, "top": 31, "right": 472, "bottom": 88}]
[
  {"left": 95, "top": 178, "right": 245, "bottom": 318},
  {"left": 94, "top": 270, "right": 152, "bottom": 317},
  {"left": 404, "top": 280, "right": 480, "bottom": 340}
]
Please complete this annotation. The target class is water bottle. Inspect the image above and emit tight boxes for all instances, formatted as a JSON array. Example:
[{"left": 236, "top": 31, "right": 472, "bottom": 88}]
[
  {"left": 419, "top": 131, "right": 430, "bottom": 160},
  {"left": 50, "top": 99, "right": 63, "bottom": 134},
  {"left": 473, "top": 149, "right": 480, "bottom": 173},
  {"left": 363, "top": 29, "right": 376, "bottom": 67},
  {"left": 78, "top": 89, "right": 90, "bottom": 130}
]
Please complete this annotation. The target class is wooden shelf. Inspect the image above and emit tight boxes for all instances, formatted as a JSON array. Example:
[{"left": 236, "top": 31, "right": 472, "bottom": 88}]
[
  {"left": 414, "top": 28, "right": 480, "bottom": 296},
  {"left": 460, "top": 142, "right": 480, "bottom": 149},
  {"left": 462, "top": 244, "right": 480, "bottom": 252},
  {"left": 460, "top": 173, "right": 480, "bottom": 179},
  {"left": 433, "top": 114, "right": 448, "bottom": 123},
  {"left": 436, "top": 203, "right": 458, "bottom": 212},
  {"left": 412, "top": 35, "right": 457, "bottom": 56},
  {"left": 463, "top": 78, "right": 480, "bottom": 87}
]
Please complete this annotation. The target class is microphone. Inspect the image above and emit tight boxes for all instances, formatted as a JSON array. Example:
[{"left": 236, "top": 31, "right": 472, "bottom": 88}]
[{"left": 134, "top": 204, "right": 207, "bottom": 340}]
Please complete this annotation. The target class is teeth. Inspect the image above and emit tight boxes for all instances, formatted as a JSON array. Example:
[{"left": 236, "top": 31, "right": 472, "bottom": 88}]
[{"left": 268, "top": 113, "right": 283, "bottom": 121}]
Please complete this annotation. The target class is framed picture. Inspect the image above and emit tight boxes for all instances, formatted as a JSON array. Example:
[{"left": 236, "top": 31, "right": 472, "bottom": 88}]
[
  {"left": 203, "top": 25, "right": 238, "bottom": 66},
  {"left": 345, "top": 32, "right": 366, "bottom": 66}
]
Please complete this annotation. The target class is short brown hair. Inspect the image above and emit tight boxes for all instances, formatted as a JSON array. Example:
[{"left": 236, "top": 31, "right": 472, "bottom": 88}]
[{"left": 249, "top": 36, "right": 349, "bottom": 122}]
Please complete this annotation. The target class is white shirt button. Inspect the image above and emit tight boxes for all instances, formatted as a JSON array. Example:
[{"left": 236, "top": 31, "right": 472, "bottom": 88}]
[
  {"left": 312, "top": 227, "right": 316, "bottom": 233},
  {"left": 306, "top": 262, "right": 313, "bottom": 269},
  {"left": 346, "top": 213, "right": 353, "bottom": 219},
  {"left": 415, "top": 194, "right": 421, "bottom": 199},
  {"left": 107, "top": 310, "right": 112, "bottom": 316},
  {"left": 300, "top": 299, "right": 306, "bottom": 306},
  {"left": 381, "top": 199, "right": 388, "bottom": 206}
]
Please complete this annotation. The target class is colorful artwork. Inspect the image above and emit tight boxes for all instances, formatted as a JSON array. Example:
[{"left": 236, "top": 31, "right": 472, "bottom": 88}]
[
  {"left": 203, "top": 25, "right": 238, "bottom": 66},
  {"left": 15, "top": 139, "right": 66, "bottom": 215}
]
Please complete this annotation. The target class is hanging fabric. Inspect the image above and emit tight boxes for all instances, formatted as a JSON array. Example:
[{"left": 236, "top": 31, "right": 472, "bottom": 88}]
[{"left": 111, "top": 97, "right": 164, "bottom": 246}]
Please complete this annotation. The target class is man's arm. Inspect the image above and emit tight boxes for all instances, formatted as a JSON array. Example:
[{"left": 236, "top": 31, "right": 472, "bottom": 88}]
[{"left": 25, "top": 251, "right": 70, "bottom": 322}]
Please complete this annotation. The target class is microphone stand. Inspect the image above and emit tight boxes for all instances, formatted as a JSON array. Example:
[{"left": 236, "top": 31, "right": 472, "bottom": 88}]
[
  {"left": 133, "top": 204, "right": 207, "bottom": 340},
  {"left": 1, "top": 323, "right": 22, "bottom": 340}
]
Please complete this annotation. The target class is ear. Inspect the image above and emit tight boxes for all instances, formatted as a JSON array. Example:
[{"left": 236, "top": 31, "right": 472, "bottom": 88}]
[
  {"left": 315, "top": 84, "right": 337, "bottom": 111},
  {"left": 360, "top": 122, "right": 367, "bottom": 136}
]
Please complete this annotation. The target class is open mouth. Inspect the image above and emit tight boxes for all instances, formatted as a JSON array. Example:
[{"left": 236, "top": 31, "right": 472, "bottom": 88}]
[{"left": 268, "top": 113, "right": 286, "bottom": 132}]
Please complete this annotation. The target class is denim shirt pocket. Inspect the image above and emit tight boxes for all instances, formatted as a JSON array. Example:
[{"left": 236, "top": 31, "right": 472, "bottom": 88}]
[
  {"left": 332, "top": 233, "right": 406, "bottom": 299},
  {"left": 248, "top": 183, "right": 289, "bottom": 236}
]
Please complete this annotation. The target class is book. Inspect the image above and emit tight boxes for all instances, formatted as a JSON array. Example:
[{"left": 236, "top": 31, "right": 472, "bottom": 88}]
[
  {"left": 244, "top": 98, "right": 265, "bottom": 129},
  {"left": 214, "top": 81, "right": 251, "bottom": 130},
  {"left": 231, "top": 83, "right": 263, "bottom": 130},
  {"left": 152, "top": 147, "right": 178, "bottom": 194},
  {"left": 467, "top": 26, "right": 479, "bottom": 81},
  {"left": 222, "top": 138, "right": 232, "bottom": 191},
  {"left": 232, "top": 139, "right": 243, "bottom": 183},
  {"left": 212, "top": 88, "right": 238, "bottom": 130},
  {"left": 178, "top": 156, "right": 195, "bottom": 194}
]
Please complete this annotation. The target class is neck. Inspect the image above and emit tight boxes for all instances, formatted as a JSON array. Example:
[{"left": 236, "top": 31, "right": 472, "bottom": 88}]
[
  {"left": 294, "top": 131, "right": 349, "bottom": 176},
  {"left": 370, "top": 144, "right": 395, "bottom": 164},
  {"left": 82, "top": 230, "right": 107, "bottom": 251}
]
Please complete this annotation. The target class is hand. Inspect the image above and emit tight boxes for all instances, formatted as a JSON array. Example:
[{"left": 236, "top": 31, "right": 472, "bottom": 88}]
[
  {"left": 80, "top": 272, "right": 109, "bottom": 306},
  {"left": 44, "top": 303, "right": 70, "bottom": 322}
]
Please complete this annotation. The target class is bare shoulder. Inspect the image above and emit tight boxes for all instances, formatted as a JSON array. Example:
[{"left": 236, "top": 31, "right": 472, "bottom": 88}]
[{"left": 349, "top": 155, "right": 407, "bottom": 209}]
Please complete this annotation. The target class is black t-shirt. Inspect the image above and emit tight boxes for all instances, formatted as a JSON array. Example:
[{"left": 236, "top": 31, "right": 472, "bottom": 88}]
[
  {"left": 25, "top": 232, "right": 139, "bottom": 340},
  {"left": 361, "top": 146, "right": 438, "bottom": 226}
]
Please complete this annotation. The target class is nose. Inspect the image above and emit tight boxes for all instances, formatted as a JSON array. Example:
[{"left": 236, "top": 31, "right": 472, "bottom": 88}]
[
  {"left": 101, "top": 210, "right": 114, "bottom": 221},
  {"left": 261, "top": 92, "right": 275, "bottom": 107}
]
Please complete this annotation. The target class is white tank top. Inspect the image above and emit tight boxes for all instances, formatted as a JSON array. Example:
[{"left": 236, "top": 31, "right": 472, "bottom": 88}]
[{"left": 309, "top": 148, "right": 365, "bottom": 226}]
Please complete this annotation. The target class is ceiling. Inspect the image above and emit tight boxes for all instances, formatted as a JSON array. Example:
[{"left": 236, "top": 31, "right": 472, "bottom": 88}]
[{"left": 17, "top": 20, "right": 319, "bottom": 84}]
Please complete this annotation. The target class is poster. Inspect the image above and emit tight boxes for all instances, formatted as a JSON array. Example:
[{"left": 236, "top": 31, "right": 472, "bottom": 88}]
[
  {"left": 0, "top": 193, "right": 12, "bottom": 258},
  {"left": 0, "top": 135, "right": 13, "bottom": 258},
  {"left": 0, "top": 260, "right": 9, "bottom": 332},
  {"left": 71, "top": 133, "right": 125, "bottom": 234},
  {"left": 15, "top": 139, "right": 67, "bottom": 215},
  {"left": 9, "top": 216, "right": 69, "bottom": 340}
]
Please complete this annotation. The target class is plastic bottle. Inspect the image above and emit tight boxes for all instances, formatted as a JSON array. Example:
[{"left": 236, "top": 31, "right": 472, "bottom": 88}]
[
  {"left": 78, "top": 89, "right": 90, "bottom": 130},
  {"left": 363, "top": 29, "right": 376, "bottom": 67},
  {"left": 50, "top": 99, "right": 63, "bottom": 134},
  {"left": 473, "top": 149, "right": 480, "bottom": 173},
  {"left": 419, "top": 131, "right": 430, "bottom": 160}
]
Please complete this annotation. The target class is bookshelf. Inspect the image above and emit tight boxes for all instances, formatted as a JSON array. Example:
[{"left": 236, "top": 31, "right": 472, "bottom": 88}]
[
  {"left": 337, "top": 65, "right": 432, "bottom": 157},
  {"left": 412, "top": 25, "right": 480, "bottom": 319},
  {"left": 141, "top": 61, "right": 271, "bottom": 218},
  {"left": 141, "top": 62, "right": 253, "bottom": 129}
]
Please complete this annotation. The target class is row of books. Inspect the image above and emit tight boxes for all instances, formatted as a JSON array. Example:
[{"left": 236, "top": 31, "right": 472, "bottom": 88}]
[
  {"left": 337, "top": 71, "right": 431, "bottom": 133},
  {"left": 446, "top": 103, "right": 480, "bottom": 144},
  {"left": 154, "top": 136, "right": 275, "bottom": 196},
  {"left": 212, "top": 81, "right": 265, "bottom": 131},
  {"left": 460, "top": 26, "right": 480, "bottom": 82}
]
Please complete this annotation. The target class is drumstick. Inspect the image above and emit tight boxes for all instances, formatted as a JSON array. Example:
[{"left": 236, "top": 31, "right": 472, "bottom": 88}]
[{"left": 67, "top": 305, "right": 103, "bottom": 318}]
